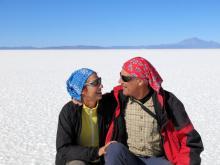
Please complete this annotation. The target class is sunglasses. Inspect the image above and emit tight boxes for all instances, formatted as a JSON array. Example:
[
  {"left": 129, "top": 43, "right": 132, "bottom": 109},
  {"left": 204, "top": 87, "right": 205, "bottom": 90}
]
[
  {"left": 120, "top": 73, "right": 135, "bottom": 82},
  {"left": 85, "top": 77, "right": 102, "bottom": 87}
]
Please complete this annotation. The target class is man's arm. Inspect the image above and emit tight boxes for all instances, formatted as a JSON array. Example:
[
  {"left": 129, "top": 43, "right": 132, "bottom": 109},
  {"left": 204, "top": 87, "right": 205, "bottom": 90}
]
[{"left": 167, "top": 92, "right": 204, "bottom": 165}]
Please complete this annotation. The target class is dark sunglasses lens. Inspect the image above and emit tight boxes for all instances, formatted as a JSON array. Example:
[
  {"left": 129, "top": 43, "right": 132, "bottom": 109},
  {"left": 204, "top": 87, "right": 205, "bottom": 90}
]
[
  {"left": 90, "top": 77, "right": 101, "bottom": 86},
  {"left": 121, "top": 75, "right": 132, "bottom": 82}
]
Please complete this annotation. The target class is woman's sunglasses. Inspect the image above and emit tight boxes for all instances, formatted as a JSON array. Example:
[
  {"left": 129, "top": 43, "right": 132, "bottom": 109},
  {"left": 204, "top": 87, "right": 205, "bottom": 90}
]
[
  {"left": 120, "top": 73, "right": 135, "bottom": 82},
  {"left": 85, "top": 77, "right": 102, "bottom": 87}
]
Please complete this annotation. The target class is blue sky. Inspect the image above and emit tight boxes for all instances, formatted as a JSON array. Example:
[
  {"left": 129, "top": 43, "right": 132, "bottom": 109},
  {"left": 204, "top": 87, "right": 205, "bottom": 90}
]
[{"left": 0, "top": 0, "right": 220, "bottom": 47}]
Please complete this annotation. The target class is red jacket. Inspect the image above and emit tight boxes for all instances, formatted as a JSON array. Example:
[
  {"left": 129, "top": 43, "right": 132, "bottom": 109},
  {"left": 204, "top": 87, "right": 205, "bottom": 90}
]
[{"left": 105, "top": 86, "right": 203, "bottom": 165}]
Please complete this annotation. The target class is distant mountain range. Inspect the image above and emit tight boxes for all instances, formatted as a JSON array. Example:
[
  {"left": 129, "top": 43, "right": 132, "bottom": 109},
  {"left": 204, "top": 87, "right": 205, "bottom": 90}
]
[{"left": 1, "top": 37, "right": 220, "bottom": 49}]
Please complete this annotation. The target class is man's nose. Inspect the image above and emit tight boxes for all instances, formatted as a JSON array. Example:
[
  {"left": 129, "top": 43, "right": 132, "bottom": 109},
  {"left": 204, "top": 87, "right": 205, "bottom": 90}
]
[
  {"left": 99, "top": 84, "right": 103, "bottom": 88},
  {"left": 118, "top": 77, "right": 123, "bottom": 84}
]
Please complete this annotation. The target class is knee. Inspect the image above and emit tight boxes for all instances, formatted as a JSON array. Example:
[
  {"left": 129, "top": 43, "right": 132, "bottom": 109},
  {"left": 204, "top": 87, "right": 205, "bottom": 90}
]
[
  {"left": 104, "top": 143, "right": 128, "bottom": 164},
  {"left": 66, "top": 160, "right": 87, "bottom": 165},
  {"left": 106, "top": 142, "right": 127, "bottom": 156}
]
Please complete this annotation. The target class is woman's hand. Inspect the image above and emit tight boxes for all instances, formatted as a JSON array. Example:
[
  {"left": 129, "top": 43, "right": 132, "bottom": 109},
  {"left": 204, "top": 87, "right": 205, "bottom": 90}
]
[{"left": 98, "top": 141, "right": 117, "bottom": 156}]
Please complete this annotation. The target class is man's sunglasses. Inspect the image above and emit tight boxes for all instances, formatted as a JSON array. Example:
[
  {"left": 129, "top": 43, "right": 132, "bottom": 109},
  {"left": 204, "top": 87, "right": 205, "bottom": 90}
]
[
  {"left": 85, "top": 77, "right": 102, "bottom": 87},
  {"left": 120, "top": 73, "right": 135, "bottom": 82}
]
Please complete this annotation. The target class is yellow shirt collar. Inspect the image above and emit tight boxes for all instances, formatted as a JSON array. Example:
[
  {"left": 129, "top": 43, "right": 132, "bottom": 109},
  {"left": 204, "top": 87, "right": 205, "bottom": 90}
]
[{"left": 82, "top": 103, "right": 98, "bottom": 115}]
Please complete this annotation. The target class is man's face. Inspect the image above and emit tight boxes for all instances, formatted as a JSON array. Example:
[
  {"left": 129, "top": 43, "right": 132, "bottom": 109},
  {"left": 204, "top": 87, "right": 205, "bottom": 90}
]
[
  {"left": 82, "top": 73, "right": 103, "bottom": 102},
  {"left": 119, "top": 69, "right": 139, "bottom": 97}
]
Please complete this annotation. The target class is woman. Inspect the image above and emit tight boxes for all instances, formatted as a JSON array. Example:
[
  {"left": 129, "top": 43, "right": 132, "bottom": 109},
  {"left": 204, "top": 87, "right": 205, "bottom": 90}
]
[{"left": 55, "top": 68, "right": 115, "bottom": 165}]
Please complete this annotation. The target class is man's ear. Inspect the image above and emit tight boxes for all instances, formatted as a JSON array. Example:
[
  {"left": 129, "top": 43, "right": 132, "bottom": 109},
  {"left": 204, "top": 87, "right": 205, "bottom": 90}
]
[
  {"left": 138, "top": 79, "right": 148, "bottom": 87},
  {"left": 138, "top": 79, "right": 144, "bottom": 86}
]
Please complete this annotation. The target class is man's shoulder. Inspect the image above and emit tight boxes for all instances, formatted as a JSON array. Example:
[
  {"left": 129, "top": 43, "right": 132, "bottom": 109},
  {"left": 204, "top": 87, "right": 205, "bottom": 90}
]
[
  {"left": 163, "top": 89, "right": 185, "bottom": 112},
  {"left": 163, "top": 90, "right": 191, "bottom": 129},
  {"left": 163, "top": 90, "right": 181, "bottom": 103}
]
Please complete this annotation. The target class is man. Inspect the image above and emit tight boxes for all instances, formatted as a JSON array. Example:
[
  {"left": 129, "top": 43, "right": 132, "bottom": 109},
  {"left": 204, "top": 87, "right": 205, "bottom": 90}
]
[
  {"left": 104, "top": 57, "right": 204, "bottom": 165},
  {"left": 55, "top": 68, "right": 115, "bottom": 165}
]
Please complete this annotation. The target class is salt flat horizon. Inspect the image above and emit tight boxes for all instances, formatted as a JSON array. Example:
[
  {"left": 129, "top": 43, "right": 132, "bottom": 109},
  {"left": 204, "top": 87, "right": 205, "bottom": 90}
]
[{"left": 0, "top": 49, "right": 220, "bottom": 165}]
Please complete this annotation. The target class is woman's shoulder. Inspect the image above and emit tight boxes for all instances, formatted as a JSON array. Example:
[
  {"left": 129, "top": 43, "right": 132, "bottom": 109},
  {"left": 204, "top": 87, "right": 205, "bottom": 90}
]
[{"left": 60, "top": 101, "right": 81, "bottom": 116}]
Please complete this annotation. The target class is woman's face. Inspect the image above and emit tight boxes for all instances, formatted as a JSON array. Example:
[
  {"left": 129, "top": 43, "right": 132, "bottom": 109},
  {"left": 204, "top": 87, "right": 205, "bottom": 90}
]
[{"left": 82, "top": 73, "right": 103, "bottom": 102}]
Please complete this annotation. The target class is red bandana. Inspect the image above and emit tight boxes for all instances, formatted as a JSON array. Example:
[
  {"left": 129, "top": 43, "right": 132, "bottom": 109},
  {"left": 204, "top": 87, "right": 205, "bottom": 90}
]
[
  {"left": 105, "top": 57, "right": 165, "bottom": 144},
  {"left": 122, "top": 57, "right": 163, "bottom": 93}
]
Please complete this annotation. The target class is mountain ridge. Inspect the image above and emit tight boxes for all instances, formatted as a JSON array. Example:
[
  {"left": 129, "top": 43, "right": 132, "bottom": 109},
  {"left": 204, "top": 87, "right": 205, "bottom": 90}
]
[{"left": 1, "top": 37, "right": 220, "bottom": 49}]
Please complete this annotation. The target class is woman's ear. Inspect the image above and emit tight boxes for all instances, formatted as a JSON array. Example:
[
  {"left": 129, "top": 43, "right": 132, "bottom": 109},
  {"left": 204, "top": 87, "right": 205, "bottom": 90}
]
[{"left": 81, "top": 87, "right": 87, "bottom": 95}]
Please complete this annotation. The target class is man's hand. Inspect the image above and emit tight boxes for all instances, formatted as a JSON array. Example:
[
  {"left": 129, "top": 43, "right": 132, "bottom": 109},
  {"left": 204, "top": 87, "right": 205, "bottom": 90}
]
[
  {"left": 72, "top": 99, "right": 82, "bottom": 106},
  {"left": 98, "top": 141, "right": 117, "bottom": 156}
]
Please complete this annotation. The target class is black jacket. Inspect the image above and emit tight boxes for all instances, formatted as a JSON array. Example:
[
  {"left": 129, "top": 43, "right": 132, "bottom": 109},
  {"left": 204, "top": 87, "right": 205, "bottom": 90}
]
[{"left": 55, "top": 93, "right": 116, "bottom": 165}]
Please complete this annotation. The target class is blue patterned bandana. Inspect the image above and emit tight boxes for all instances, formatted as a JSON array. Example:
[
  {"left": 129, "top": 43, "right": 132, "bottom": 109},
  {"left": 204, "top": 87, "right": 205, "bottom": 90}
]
[{"left": 66, "top": 68, "right": 94, "bottom": 101}]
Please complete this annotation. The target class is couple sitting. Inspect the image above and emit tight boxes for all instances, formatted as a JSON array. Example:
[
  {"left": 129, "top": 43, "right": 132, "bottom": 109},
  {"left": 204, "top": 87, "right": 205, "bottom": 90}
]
[{"left": 55, "top": 57, "right": 203, "bottom": 165}]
